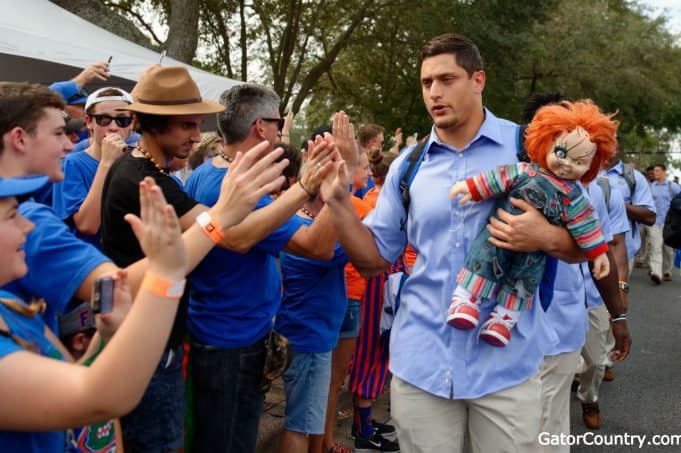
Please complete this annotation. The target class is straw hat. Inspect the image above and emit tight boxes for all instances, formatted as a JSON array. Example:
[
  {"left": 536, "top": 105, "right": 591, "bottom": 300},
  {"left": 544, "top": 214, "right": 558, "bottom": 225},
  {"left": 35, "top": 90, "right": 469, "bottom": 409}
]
[{"left": 123, "top": 66, "right": 224, "bottom": 116}]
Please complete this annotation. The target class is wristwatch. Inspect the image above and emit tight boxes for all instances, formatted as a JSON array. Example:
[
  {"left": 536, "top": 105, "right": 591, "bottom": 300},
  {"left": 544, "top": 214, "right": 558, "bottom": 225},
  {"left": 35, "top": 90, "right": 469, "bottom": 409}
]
[{"left": 618, "top": 281, "right": 630, "bottom": 293}]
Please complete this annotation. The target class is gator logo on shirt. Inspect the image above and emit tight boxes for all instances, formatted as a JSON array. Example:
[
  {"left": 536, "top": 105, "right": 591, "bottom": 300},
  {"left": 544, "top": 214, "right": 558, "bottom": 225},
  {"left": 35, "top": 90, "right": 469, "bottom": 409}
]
[{"left": 66, "top": 420, "right": 116, "bottom": 452}]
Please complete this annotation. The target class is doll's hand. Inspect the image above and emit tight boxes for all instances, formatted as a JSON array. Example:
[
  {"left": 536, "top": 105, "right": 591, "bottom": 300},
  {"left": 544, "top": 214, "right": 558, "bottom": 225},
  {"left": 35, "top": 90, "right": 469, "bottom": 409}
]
[
  {"left": 449, "top": 181, "right": 472, "bottom": 204},
  {"left": 591, "top": 253, "right": 610, "bottom": 279}
]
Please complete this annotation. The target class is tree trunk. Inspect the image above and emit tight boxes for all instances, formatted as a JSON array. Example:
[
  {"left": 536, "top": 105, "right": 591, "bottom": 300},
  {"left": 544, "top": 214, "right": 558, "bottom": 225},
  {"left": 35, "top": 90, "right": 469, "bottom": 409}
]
[{"left": 166, "top": 0, "right": 200, "bottom": 63}]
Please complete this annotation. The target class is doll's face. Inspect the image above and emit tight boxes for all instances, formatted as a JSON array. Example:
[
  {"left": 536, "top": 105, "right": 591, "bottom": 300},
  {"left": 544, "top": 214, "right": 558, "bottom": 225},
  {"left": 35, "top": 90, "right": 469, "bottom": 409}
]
[{"left": 545, "top": 127, "right": 596, "bottom": 180}]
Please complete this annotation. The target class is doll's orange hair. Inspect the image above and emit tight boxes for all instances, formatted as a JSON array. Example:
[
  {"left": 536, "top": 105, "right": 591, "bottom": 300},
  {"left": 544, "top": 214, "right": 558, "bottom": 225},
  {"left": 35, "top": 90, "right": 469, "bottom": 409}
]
[{"left": 524, "top": 100, "right": 618, "bottom": 184}]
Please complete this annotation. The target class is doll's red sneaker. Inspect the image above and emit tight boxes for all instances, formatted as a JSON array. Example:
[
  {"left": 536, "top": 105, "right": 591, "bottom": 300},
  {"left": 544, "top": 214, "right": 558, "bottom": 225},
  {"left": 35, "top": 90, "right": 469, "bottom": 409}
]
[
  {"left": 446, "top": 298, "right": 480, "bottom": 329},
  {"left": 479, "top": 311, "right": 517, "bottom": 347}
]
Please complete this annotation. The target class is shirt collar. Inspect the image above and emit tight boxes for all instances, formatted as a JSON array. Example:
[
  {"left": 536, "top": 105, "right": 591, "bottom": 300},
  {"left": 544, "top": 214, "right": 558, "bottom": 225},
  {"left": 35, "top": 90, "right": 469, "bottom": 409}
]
[{"left": 427, "top": 107, "right": 505, "bottom": 152}]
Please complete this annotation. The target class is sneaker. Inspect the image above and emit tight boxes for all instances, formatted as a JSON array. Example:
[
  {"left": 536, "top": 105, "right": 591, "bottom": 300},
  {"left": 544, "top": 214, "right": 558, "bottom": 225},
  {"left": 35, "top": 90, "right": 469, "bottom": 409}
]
[
  {"left": 651, "top": 273, "right": 662, "bottom": 285},
  {"left": 581, "top": 401, "right": 602, "bottom": 429},
  {"left": 479, "top": 312, "right": 516, "bottom": 347},
  {"left": 603, "top": 366, "right": 615, "bottom": 382},
  {"left": 327, "top": 442, "right": 354, "bottom": 453},
  {"left": 352, "top": 420, "right": 397, "bottom": 442},
  {"left": 446, "top": 299, "right": 480, "bottom": 330},
  {"left": 664, "top": 273, "right": 672, "bottom": 282},
  {"left": 354, "top": 430, "right": 400, "bottom": 452}
]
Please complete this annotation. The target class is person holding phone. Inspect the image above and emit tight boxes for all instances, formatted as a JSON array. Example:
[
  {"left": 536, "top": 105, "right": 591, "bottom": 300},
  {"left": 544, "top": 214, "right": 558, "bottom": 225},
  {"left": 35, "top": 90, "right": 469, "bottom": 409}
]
[{"left": 0, "top": 168, "right": 286, "bottom": 452}]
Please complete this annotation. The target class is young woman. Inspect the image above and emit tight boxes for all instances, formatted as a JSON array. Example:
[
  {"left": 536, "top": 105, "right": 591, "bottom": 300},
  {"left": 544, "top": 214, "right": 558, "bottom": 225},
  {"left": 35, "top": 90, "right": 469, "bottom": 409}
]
[{"left": 0, "top": 142, "right": 286, "bottom": 451}]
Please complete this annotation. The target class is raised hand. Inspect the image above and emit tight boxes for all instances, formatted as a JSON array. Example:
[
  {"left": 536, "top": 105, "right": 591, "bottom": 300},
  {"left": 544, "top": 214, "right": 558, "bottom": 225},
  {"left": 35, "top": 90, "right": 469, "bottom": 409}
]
[
  {"left": 73, "top": 61, "right": 110, "bottom": 87},
  {"left": 213, "top": 141, "right": 290, "bottom": 227},
  {"left": 124, "top": 177, "right": 186, "bottom": 281},
  {"left": 299, "top": 136, "right": 338, "bottom": 196},
  {"left": 449, "top": 181, "right": 472, "bottom": 204},
  {"left": 332, "top": 111, "right": 359, "bottom": 167},
  {"left": 320, "top": 159, "right": 351, "bottom": 203}
]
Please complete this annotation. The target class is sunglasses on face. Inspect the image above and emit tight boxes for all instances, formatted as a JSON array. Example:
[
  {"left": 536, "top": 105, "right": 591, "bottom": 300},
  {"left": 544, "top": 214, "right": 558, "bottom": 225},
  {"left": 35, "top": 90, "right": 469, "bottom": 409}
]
[
  {"left": 91, "top": 114, "right": 133, "bottom": 128},
  {"left": 258, "top": 117, "right": 285, "bottom": 132}
]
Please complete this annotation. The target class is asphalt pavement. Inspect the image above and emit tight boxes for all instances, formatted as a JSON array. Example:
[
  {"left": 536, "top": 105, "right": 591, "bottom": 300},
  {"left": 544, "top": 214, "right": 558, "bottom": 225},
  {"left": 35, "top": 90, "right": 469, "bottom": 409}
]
[{"left": 256, "top": 267, "right": 681, "bottom": 452}]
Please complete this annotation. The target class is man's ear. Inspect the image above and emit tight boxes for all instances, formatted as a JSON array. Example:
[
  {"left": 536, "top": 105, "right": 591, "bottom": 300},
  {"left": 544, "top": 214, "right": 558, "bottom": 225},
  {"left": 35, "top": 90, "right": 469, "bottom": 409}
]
[
  {"left": 5, "top": 127, "right": 30, "bottom": 155},
  {"left": 472, "top": 70, "right": 486, "bottom": 95}
]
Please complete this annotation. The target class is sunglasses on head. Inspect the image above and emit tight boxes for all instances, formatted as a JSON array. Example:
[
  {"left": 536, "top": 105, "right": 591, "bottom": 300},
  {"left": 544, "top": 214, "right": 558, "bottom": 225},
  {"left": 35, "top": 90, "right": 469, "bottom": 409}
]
[
  {"left": 91, "top": 114, "right": 133, "bottom": 128},
  {"left": 258, "top": 117, "right": 285, "bottom": 132}
]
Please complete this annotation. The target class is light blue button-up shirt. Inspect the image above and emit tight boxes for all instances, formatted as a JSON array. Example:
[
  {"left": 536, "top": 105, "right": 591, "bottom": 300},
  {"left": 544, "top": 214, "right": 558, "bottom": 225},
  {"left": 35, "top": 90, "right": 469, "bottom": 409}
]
[
  {"left": 650, "top": 180, "right": 681, "bottom": 227},
  {"left": 364, "top": 109, "right": 557, "bottom": 399},
  {"left": 541, "top": 183, "right": 611, "bottom": 356},
  {"left": 584, "top": 181, "right": 629, "bottom": 310},
  {"left": 602, "top": 162, "right": 656, "bottom": 260}
]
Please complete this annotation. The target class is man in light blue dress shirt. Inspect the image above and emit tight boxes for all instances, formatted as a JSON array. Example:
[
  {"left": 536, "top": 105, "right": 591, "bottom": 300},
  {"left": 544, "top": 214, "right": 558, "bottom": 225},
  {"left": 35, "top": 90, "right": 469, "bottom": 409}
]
[
  {"left": 648, "top": 163, "right": 681, "bottom": 282},
  {"left": 321, "top": 33, "right": 590, "bottom": 453}
]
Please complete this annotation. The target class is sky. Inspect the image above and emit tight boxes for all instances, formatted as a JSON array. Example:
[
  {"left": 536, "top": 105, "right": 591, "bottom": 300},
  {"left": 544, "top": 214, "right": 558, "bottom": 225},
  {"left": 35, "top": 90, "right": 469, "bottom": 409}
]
[{"left": 639, "top": 0, "right": 681, "bottom": 34}]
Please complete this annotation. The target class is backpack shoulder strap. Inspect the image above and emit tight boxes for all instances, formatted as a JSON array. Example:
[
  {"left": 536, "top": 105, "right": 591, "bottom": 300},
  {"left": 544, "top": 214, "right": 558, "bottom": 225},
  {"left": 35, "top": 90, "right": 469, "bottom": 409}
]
[
  {"left": 622, "top": 165, "right": 636, "bottom": 195},
  {"left": 597, "top": 176, "right": 612, "bottom": 208},
  {"left": 399, "top": 141, "right": 428, "bottom": 231},
  {"left": 516, "top": 124, "right": 529, "bottom": 163}
]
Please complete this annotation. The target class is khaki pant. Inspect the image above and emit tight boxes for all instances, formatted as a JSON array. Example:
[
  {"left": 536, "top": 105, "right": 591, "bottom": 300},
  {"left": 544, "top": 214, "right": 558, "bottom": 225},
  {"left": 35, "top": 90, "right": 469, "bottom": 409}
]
[
  {"left": 649, "top": 225, "right": 675, "bottom": 277},
  {"left": 391, "top": 373, "right": 541, "bottom": 453},
  {"left": 578, "top": 305, "right": 610, "bottom": 403},
  {"left": 539, "top": 351, "right": 581, "bottom": 453}
]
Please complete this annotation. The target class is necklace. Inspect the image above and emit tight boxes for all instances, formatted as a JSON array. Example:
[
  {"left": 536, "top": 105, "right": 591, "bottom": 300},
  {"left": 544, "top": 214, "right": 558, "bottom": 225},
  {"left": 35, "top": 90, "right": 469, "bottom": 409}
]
[
  {"left": 300, "top": 206, "right": 316, "bottom": 219},
  {"left": 140, "top": 147, "right": 169, "bottom": 175},
  {"left": 220, "top": 151, "right": 234, "bottom": 163}
]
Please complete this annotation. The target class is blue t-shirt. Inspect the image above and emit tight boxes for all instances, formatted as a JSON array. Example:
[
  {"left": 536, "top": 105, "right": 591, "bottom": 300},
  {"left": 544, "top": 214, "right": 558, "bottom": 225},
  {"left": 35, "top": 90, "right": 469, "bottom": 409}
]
[
  {"left": 184, "top": 161, "right": 304, "bottom": 347},
  {"left": 275, "top": 216, "right": 348, "bottom": 352},
  {"left": 0, "top": 289, "right": 65, "bottom": 452},
  {"left": 2, "top": 201, "right": 110, "bottom": 333},
  {"left": 52, "top": 151, "right": 101, "bottom": 248}
]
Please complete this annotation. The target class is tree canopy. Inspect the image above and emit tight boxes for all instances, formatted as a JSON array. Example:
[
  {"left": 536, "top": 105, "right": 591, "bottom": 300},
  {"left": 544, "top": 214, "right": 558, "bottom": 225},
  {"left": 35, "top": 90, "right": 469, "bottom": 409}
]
[{"left": 56, "top": 0, "right": 681, "bottom": 166}]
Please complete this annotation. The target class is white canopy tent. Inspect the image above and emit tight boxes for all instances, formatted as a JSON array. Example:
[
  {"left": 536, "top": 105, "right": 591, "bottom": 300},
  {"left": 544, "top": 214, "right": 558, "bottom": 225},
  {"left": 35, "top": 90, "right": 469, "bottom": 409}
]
[{"left": 0, "top": 0, "right": 240, "bottom": 104}]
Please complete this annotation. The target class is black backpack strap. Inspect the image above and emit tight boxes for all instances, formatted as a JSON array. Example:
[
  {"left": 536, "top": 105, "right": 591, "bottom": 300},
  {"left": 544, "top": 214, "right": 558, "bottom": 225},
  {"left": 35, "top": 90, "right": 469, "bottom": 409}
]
[
  {"left": 399, "top": 141, "right": 428, "bottom": 231},
  {"left": 516, "top": 124, "right": 529, "bottom": 163}
]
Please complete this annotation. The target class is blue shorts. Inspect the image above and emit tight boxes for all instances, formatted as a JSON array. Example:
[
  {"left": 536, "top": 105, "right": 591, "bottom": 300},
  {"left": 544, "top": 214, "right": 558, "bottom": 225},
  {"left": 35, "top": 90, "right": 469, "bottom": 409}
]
[
  {"left": 339, "top": 298, "right": 361, "bottom": 339},
  {"left": 283, "top": 350, "right": 332, "bottom": 434},
  {"left": 120, "top": 346, "right": 185, "bottom": 452}
]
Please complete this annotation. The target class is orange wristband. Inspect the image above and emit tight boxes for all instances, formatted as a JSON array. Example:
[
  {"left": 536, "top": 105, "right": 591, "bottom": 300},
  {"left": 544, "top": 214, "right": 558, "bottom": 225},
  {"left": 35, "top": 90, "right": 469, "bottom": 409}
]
[
  {"left": 196, "top": 211, "right": 225, "bottom": 244},
  {"left": 141, "top": 272, "right": 186, "bottom": 300}
]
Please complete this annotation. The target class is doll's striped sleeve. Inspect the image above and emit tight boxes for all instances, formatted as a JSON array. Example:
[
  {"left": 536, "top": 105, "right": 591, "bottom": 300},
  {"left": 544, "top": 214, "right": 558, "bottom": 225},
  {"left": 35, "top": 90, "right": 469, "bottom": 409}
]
[
  {"left": 467, "top": 162, "right": 528, "bottom": 201},
  {"left": 565, "top": 193, "right": 609, "bottom": 259}
]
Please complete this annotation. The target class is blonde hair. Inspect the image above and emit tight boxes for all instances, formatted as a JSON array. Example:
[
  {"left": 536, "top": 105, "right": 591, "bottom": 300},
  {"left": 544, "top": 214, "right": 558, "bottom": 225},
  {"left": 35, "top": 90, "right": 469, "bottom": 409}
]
[{"left": 0, "top": 298, "right": 46, "bottom": 351}]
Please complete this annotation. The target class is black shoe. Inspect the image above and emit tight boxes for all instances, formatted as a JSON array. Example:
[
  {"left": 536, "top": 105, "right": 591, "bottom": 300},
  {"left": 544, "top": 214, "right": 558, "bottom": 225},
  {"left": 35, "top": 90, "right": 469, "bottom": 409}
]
[
  {"left": 352, "top": 420, "right": 397, "bottom": 442},
  {"left": 354, "top": 430, "right": 400, "bottom": 452},
  {"left": 651, "top": 273, "right": 662, "bottom": 285}
]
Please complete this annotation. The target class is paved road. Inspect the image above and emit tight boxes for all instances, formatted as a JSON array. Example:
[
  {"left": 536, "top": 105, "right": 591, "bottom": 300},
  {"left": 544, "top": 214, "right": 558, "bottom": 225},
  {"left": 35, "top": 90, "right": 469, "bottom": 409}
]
[
  {"left": 570, "top": 267, "right": 681, "bottom": 452},
  {"left": 258, "top": 267, "right": 681, "bottom": 452}
]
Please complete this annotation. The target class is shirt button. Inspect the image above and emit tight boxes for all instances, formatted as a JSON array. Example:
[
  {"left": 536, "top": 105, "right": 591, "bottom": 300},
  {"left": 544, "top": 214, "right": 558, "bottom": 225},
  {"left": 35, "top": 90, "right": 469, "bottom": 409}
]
[{"left": 455, "top": 242, "right": 461, "bottom": 247}]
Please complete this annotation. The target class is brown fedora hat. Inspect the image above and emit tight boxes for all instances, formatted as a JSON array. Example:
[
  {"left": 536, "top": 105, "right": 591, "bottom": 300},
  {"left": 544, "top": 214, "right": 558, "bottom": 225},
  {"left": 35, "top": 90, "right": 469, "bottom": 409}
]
[{"left": 123, "top": 66, "right": 224, "bottom": 115}]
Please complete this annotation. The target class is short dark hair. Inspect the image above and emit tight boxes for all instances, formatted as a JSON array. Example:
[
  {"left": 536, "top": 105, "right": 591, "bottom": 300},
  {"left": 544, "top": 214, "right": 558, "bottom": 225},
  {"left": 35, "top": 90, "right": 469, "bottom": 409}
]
[
  {"left": 419, "top": 33, "right": 484, "bottom": 76},
  {"left": 358, "top": 124, "right": 384, "bottom": 149},
  {"left": 522, "top": 92, "right": 568, "bottom": 124},
  {"left": 646, "top": 165, "right": 655, "bottom": 172},
  {"left": 0, "top": 82, "right": 65, "bottom": 154},
  {"left": 135, "top": 112, "right": 171, "bottom": 134},
  {"left": 654, "top": 163, "right": 667, "bottom": 171}
]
